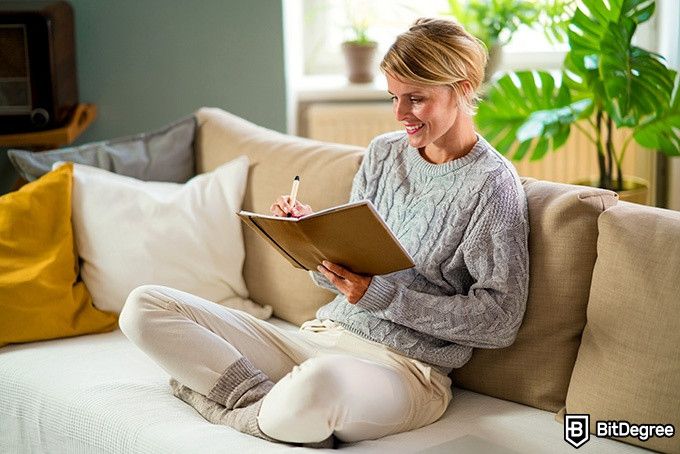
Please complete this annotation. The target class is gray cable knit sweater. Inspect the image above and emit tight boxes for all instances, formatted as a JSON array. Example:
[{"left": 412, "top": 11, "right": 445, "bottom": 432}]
[{"left": 312, "top": 131, "right": 529, "bottom": 373}]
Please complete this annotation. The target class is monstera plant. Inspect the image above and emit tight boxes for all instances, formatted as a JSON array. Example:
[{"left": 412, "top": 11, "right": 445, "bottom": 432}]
[{"left": 476, "top": 0, "right": 679, "bottom": 192}]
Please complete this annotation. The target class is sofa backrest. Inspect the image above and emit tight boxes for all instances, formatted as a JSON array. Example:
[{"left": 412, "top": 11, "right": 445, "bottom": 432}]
[
  {"left": 195, "top": 108, "right": 363, "bottom": 325},
  {"left": 565, "top": 201, "right": 680, "bottom": 453},
  {"left": 454, "top": 179, "right": 618, "bottom": 412},
  {"left": 194, "top": 108, "right": 619, "bottom": 415}
]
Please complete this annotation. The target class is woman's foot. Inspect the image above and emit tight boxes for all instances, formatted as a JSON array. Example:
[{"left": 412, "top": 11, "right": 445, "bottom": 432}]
[
  {"left": 170, "top": 379, "right": 335, "bottom": 448},
  {"left": 169, "top": 356, "right": 336, "bottom": 449},
  {"left": 170, "top": 378, "right": 277, "bottom": 442}
]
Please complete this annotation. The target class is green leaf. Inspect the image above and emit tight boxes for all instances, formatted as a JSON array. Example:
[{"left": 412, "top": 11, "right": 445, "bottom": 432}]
[
  {"left": 551, "top": 126, "right": 571, "bottom": 150},
  {"left": 512, "top": 140, "right": 533, "bottom": 161},
  {"left": 530, "top": 137, "right": 550, "bottom": 160},
  {"left": 563, "top": 57, "right": 592, "bottom": 100},
  {"left": 634, "top": 71, "right": 680, "bottom": 156},
  {"left": 600, "top": 18, "right": 675, "bottom": 127},
  {"left": 567, "top": 0, "right": 654, "bottom": 75},
  {"left": 622, "top": 0, "right": 655, "bottom": 24},
  {"left": 476, "top": 71, "right": 589, "bottom": 161}
]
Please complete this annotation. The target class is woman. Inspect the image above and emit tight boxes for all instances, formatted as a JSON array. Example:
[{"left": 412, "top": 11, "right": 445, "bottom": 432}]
[{"left": 120, "top": 17, "right": 529, "bottom": 448}]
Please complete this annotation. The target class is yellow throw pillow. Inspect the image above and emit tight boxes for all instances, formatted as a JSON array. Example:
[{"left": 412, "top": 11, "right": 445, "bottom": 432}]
[{"left": 0, "top": 163, "right": 118, "bottom": 346}]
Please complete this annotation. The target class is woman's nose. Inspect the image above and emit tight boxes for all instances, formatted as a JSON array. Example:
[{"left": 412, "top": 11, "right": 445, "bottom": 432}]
[{"left": 394, "top": 100, "right": 409, "bottom": 121}]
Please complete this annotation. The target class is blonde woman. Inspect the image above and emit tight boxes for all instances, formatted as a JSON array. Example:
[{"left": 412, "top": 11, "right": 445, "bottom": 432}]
[{"left": 120, "top": 18, "right": 529, "bottom": 448}]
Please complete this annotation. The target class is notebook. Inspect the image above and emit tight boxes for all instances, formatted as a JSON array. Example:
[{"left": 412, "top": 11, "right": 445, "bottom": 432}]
[{"left": 238, "top": 200, "right": 415, "bottom": 276}]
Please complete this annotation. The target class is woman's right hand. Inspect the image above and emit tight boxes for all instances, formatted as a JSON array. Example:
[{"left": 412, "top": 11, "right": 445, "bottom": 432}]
[{"left": 270, "top": 195, "right": 313, "bottom": 218}]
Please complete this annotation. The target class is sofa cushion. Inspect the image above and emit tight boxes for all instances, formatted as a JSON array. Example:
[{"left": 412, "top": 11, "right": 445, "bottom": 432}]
[
  {"left": 67, "top": 157, "right": 270, "bottom": 318},
  {"left": 0, "top": 164, "right": 118, "bottom": 346},
  {"left": 9, "top": 115, "right": 196, "bottom": 183},
  {"left": 195, "top": 108, "right": 364, "bottom": 325},
  {"left": 565, "top": 202, "right": 680, "bottom": 453},
  {"left": 453, "top": 179, "right": 618, "bottom": 412},
  {"left": 0, "top": 328, "right": 643, "bottom": 453}
]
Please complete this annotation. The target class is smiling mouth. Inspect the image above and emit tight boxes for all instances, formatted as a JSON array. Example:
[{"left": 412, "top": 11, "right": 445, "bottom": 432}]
[{"left": 405, "top": 123, "right": 424, "bottom": 135}]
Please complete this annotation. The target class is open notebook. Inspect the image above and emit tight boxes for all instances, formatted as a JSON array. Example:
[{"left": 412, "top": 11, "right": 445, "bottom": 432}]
[{"left": 238, "top": 200, "right": 415, "bottom": 276}]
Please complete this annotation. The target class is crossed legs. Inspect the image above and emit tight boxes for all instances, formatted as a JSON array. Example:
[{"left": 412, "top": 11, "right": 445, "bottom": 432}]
[{"left": 119, "top": 285, "right": 447, "bottom": 445}]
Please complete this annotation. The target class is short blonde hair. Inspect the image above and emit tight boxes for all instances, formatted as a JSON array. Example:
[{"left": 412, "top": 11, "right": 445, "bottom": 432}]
[{"left": 380, "top": 18, "right": 487, "bottom": 115}]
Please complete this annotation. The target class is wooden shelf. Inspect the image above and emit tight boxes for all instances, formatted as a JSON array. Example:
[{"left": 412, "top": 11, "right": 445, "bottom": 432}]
[{"left": 0, "top": 103, "right": 97, "bottom": 149}]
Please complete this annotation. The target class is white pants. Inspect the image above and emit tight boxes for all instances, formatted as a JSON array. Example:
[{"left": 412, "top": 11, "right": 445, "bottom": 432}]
[{"left": 119, "top": 285, "right": 452, "bottom": 443}]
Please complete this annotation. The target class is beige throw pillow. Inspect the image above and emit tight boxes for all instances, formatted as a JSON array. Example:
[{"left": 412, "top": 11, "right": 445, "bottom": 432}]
[
  {"left": 453, "top": 179, "right": 618, "bottom": 412},
  {"left": 195, "top": 108, "right": 364, "bottom": 325},
  {"left": 565, "top": 202, "right": 680, "bottom": 454},
  {"left": 67, "top": 157, "right": 272, "bottom": 319}
]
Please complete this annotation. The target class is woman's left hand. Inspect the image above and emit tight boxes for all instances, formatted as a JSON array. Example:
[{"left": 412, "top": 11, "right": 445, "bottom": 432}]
[{"left": 317, "top": 260, "right": 372, "bottom": 304}]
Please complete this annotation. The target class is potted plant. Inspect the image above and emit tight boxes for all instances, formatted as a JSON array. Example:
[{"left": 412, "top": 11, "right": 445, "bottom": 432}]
[
  {"left": 445, "top": 0, "right": 574, "bottom": 81},
  {"left": 341, "top": 17, "right": 378, "bottom": 84},
  {"left": 475, "top": 0, "right": 679, "bottom": 200}
]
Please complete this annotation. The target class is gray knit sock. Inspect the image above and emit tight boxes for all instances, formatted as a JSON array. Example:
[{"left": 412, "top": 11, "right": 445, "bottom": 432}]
[
  {"left": 170, "top": 356, "right": 336, "bottom": 449},
  {"left": 171, "top": 380, "right": 336, "bottom": 448},
  {"left": 170, "top": 377, "right": 277, "bottom": 442},
  {"left": 207, "top": 357, "right": 273, "bottom": 409}
]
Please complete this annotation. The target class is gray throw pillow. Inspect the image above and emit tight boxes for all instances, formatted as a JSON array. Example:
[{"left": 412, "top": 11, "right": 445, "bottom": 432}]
[{"left": 8, "top": 115, "right": 196, "bottom": 183}]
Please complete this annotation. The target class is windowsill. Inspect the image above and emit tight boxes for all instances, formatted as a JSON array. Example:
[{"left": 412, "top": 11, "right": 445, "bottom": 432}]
[
  {"left": 295, "top": 49, "right": 567, "bottom": 104},
  {"left": 295, "top": 75, "right": 391, "bottom": 102}
]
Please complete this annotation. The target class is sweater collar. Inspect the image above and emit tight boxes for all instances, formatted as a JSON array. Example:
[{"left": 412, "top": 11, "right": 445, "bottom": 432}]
[{"left": 405, "top": 134, "right": 487, "bottom": 177}]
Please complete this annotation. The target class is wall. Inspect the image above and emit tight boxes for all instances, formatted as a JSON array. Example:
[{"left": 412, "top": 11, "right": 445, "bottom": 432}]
[{"left": 1, "top": 0, "right": 287, "bottom": 193}]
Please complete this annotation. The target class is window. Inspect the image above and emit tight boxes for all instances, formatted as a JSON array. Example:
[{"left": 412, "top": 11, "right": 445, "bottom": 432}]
[{"left": 293, "top": 0, "right": 569, "bottom": 78}]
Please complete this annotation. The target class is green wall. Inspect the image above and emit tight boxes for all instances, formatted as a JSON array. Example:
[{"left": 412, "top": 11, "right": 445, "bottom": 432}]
[
  {"left": 1, "top": 0, "right": 287, "bottom": 193},
  {"left": 72, "top": 0, "right": 287, "bottom": 139}
]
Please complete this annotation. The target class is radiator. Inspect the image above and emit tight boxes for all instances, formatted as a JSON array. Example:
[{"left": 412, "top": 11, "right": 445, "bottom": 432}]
[
  {"left": 303, "top": 101, "right": 655, "bottom": 190},
  {"left": 304, "top": 102, "right": 402, "bottom": 147}
]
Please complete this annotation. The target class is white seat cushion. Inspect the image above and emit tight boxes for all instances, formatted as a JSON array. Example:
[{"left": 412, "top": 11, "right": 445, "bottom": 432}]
[{"left": 0, "top": 320, "right": 644, "bottom": 453}]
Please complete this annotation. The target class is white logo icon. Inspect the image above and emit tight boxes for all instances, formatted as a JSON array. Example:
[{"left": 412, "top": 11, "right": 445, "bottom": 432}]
[{"left": 565, "top": 414, "right": 590, "bottom": 448}]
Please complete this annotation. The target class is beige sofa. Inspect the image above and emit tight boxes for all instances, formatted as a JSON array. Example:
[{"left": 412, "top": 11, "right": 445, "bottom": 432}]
[{"left": 1, "top": 108, "right": 678, "bottom": 453}]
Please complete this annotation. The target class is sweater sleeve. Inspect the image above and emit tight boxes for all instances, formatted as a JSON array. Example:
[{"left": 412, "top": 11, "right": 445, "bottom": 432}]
[{"left": 355, "top": 182, "right": 529, "bottom": 349}]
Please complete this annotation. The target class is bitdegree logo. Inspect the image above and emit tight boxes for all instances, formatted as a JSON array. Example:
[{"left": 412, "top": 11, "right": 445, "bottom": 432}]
[
  {"left": 596, "top": 420, "right": 675, "bottom": 442},
  {"left": 564, "top": 414, "right": 675, "bottom": 448},
  {"left": 565, "top": 414, "right": 590, "bottom": 448}
]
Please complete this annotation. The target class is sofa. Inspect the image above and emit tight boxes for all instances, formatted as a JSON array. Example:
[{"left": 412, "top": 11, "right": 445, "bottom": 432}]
[{"left": 1, "top": 107, "right": 678, "bottom": 454}]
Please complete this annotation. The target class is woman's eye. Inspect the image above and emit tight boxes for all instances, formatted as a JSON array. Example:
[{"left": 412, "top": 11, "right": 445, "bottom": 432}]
[{"left": 390, "top": 95, "right": 421, "bottom": 104}]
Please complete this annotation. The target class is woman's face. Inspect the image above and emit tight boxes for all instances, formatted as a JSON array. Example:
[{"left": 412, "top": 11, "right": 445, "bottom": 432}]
[{"left": 386, "top": 73, "right": 461, "bottom": 151}]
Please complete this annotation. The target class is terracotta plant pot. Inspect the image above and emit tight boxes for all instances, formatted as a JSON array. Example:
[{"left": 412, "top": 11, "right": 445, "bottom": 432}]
[{"left": 342, "top": 41, "right": 378, "bottom": 84}]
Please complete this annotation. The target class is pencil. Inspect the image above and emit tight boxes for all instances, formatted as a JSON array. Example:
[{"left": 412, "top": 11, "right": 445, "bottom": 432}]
[{"left": 288, "top": 175, "right": 300, "bottom": 217}]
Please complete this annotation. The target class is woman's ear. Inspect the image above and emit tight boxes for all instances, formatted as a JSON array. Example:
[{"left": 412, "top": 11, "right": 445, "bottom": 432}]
[
  {"left": 454, "top": 80, "right": 474, "bottom": 112},
  {"left": 459, "top": 80, "right": 473, "bottom": 97}
]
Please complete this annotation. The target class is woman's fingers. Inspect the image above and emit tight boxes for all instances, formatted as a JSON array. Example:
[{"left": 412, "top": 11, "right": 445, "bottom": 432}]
[
  {"left": 278, "top": 195, "right": 292, "bottom": 212},
  {"left": 318, "top": 261, "right": 372, "bottom": 304},
  {"left": 270, "top": 196, "right": 313, "bottom": 218},
  {"left": 269, "top": 202, "right": 287, "bottom": 217},
  {"left": 269, "top": 202, "right": 282, "bottom": 216},
  {"left": 321, "top": 260, "right": 349, "bottom": 279},
  {"left": 292, "top": 202, "right": 313, "bottom": 217},
  {"left": 317, "top": 262, "right": 339, "bottom": 280},
  {"left": 270, "top": 195, "right": 293, "bottom": 216},
  {"left": 317, "top": 263, "right": 344, "bottom": 289}
]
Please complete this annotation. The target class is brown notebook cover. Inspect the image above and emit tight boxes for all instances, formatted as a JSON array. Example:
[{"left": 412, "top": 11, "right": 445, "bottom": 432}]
[{"left": 238, "top": 200, "right": 415, "bottom": 275}]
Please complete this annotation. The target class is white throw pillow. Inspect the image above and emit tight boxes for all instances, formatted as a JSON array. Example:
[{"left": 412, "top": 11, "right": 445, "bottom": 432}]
[{"left": 63, "top": 157, "right": 272, "bottom": 319}]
